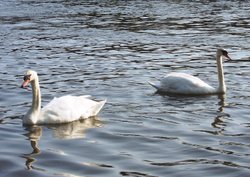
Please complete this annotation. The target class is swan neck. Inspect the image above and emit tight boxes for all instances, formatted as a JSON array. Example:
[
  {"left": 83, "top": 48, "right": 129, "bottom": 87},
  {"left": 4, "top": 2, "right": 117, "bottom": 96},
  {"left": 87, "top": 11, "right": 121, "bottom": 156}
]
[
  {"left": 216, "top": 55, "right": 226, "bottom": 93},
  {"left": 26, "top": 77, "right": 41, "bottom": 124}
]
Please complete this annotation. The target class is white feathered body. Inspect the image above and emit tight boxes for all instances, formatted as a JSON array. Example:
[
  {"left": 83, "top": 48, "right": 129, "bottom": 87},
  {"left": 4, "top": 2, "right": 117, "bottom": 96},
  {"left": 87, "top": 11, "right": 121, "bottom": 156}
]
[
  {"left": 36, "top": 95, "right": 106, "bottom": 124},
  {"left": 149, "top": 72, "right": 216, "bottom": 95},
  {"left": 22, "top": 70, "right": 106, "bottom": 125},
  {"left": 148, "top": 49, "right": 231, "bottom": 95}
]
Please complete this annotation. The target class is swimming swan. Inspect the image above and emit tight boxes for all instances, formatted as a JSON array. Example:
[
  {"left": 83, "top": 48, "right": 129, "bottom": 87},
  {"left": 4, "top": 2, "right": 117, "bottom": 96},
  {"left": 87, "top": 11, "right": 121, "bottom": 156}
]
[
  {"left": 21, "top": 70, "right": 106, "bottom": 125},
  {"left": 148, "top": 48, "right": 231, "bottom": 95}
]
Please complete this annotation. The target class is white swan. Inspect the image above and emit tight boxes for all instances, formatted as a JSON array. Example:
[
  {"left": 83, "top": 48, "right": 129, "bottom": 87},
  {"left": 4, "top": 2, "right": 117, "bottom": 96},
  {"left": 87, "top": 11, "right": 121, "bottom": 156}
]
[
  {"left": 21, "top": 70, "right": 106, "bottom": 125},
  {"left": 148, "top": 48, "right": 231, "bottom": 95}
]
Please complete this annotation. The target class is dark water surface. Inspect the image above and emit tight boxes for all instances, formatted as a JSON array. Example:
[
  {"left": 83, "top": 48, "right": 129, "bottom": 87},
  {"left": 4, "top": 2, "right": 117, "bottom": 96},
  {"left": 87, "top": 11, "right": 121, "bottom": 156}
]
[{"left": 0, "top": 0, "right": 250, "bottom": 176}]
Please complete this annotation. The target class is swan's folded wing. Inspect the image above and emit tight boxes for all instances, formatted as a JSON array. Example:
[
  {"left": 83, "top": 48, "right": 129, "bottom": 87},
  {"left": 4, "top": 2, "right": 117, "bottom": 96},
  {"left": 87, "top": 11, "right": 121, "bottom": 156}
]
[
  {"left": 160, "top": 73, "right": 216, "bottom": 94},
  {"left": 40, "top": 95, "right": 105, "bottom": 124}
]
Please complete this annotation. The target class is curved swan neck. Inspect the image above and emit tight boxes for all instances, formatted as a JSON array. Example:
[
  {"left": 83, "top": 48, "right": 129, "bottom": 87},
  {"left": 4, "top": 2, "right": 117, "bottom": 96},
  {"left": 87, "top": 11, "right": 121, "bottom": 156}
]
[
  {"left": 216, "top": 54, "right": 226, "bottom": 94},
  {"left": 31, "top": 77, "right": 41, "bottom": 112},
  {"left": 25, "top": 76, "right": 41, "bottom": 124}
]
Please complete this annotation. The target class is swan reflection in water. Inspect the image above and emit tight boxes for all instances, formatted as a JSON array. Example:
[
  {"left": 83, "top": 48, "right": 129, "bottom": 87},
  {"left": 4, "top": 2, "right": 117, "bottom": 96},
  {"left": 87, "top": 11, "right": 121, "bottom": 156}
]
[
  {"left": 22, "top": 125, "right": 42, "bottom": 170},
  {"left": 47, "top": 116, "right": 102, "bottom": 139},
  {"left": 211, "top": 94, "right": 230, "bottom": 131},
  {"left": 22, "top": 117, "right": 102, "bottom": 170}
]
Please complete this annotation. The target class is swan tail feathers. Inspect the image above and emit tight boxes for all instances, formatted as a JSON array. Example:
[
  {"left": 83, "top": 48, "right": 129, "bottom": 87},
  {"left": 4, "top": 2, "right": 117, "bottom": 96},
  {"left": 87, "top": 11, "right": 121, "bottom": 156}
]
[
  {"left": 147, "top": 81, "right": 160, "bottom": 90},
  {"left": 91, "top": 100, "right": 106, "bottom": 116}
]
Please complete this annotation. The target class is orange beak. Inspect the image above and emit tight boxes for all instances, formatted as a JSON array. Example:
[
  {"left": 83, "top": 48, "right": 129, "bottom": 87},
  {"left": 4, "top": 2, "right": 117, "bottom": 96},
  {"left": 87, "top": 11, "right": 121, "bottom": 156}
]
[
  {"left": 21, "top": 80, "right": 30, "bottom": 88},
  {"left": 224, "top": 53, "right": 232, "bottom": 61}
]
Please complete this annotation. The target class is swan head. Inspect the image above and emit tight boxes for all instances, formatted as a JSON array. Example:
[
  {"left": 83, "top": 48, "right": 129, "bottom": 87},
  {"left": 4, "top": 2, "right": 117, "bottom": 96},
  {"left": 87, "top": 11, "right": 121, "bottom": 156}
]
[
  {"left": 217, "top": 48, "right": 231, "bottom": 61},
  {"left": 21, "top": 70, "right": 38, "bottom": 88}
]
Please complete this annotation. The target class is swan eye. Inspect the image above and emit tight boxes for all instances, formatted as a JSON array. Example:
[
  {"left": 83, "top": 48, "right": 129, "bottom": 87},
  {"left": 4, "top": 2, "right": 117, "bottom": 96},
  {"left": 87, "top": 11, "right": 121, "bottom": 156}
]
[{"left": 23, "top": 74, "right": 31, "bottom": 81}]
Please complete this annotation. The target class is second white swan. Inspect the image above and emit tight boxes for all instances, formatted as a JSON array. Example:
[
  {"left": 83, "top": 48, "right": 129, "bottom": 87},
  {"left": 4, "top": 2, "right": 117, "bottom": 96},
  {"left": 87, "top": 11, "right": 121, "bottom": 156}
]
[
  {"left": 21, "top": 70, "right": 106, "bottom": 125},
  {"left": 148, "top": 48, "right": 231, "bottom": 95}
]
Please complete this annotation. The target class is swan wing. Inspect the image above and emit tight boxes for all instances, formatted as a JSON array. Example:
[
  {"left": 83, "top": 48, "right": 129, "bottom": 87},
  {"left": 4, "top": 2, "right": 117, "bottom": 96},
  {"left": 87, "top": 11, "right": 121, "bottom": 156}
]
[
  {"left": 159, "top": 73, "right": 216, "bottom": 94},
  {"left": 39, "top": 95, "right": 106, "bottom": 124}
]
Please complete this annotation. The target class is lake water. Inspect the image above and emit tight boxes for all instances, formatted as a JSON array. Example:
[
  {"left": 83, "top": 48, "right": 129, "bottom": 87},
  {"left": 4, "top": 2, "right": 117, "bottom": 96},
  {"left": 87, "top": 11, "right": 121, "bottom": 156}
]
[{"left": 0, "top": 0, "right": 250, "bottom": 177}]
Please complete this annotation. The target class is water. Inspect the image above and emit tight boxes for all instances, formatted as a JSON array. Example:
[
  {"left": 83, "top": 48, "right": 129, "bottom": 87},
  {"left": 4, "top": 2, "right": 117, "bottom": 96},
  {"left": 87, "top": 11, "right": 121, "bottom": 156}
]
[{"left": 0, "top": 0, "right": 250, "bottom": 176}]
